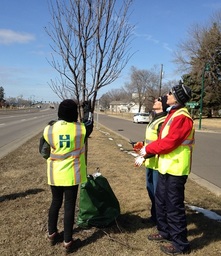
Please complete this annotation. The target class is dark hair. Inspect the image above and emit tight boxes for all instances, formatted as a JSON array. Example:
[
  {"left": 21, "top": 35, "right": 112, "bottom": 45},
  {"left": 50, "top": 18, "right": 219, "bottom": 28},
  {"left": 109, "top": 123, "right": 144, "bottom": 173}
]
[{"left": 58, "top": 99, "right": 78, "bottom": 122}]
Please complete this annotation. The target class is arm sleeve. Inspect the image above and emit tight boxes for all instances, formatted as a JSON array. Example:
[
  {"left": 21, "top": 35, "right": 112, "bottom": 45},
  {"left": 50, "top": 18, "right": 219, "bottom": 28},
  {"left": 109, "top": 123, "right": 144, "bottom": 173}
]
[
  {"left": 82, "top": 101, "right": 94, "bottom": 138},
  {"left": 84, "top": 119, "right": 94, "bottom": 138},
  {"left": 39, "top": 136, "right": 50, "bottom": 159},
  {"left": 145, "top": 115, "right": 193, "bottom": 155},
  {"left": 82, "top": 113, "right": 94, "bottom": 139}
]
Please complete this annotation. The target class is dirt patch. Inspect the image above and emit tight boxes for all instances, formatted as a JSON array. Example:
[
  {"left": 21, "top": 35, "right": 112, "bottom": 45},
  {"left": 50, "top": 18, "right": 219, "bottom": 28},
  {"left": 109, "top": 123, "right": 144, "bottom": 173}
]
[{"left": 0, "top": 127, "right": 221, "bottom": 256}]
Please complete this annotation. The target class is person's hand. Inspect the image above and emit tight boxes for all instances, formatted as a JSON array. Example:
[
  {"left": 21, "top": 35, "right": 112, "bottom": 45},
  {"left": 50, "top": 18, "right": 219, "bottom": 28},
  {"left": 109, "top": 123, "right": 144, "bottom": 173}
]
[
  {"left": 140, "top": 146, "right": 147, "bottom": 157},
  {"left": 133, "top": 141, "right": 143, "bottom": 153},
  {"left": 134, "top": 156, "right": 145, "bottom": 167}
]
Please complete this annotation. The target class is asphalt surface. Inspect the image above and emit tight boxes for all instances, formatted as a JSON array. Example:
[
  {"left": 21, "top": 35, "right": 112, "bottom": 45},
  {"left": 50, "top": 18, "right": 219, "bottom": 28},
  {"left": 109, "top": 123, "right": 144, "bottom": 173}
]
[
  {"left": 1, "top": 109, "right": 220, "bottom": 196},
  {"left": 0, "top": 107, "right": 57, "bottom": 159},
  {"left": 95, "top": 112, "right": 221, "bottom": 196}
]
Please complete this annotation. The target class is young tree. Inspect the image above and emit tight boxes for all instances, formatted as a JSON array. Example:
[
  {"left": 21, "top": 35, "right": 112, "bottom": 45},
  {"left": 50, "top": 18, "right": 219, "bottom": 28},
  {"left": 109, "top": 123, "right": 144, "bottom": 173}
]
[{"left": 46, "top": 0, "right": 134, "bottom": 119}]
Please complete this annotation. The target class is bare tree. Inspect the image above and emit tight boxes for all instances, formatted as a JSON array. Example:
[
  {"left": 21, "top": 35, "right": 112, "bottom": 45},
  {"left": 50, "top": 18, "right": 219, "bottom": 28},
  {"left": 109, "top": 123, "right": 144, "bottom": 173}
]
[
  {"left": 173, "top": 10, "right": 221, "bottom": 116},
  {"left": 125, "top": 66, "right": 160, "bottom": 112},
  {"left": 46, "top": 0, "right": 134, "bottom": 118},
  {"left": 99, "top": 87, "right": 131, "bottom": 108},
  {"left": 173, "top": 9, "right": 221, "bottom": 76}
]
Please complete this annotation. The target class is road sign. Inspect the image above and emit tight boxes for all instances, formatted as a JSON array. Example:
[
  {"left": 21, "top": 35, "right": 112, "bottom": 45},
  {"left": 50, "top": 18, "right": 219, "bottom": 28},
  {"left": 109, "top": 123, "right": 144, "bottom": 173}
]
[{"left": 186, "top": 102, "right": 199, "bottom": 108}]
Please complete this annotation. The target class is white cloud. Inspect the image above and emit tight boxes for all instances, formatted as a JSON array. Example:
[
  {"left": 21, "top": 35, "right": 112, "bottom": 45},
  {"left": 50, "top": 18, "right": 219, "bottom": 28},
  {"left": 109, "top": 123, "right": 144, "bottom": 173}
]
[
  {"left": 162, "top": 42, "right": 173, "bottom": 52},
  {"left": 134, "top": 32, "right": 159, "bottom": 44},
  {"left": 134, "top": 32, "right": 173, "bottom": 52},
  {"left": 0, "top": 29, "right": 35, "bottom": 45}
]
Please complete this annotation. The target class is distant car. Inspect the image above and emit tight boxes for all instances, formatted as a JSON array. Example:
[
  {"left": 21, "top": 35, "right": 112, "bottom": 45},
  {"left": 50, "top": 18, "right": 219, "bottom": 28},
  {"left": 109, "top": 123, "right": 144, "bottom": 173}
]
[{"left": 133, "top": 112, "right": 150, "bottom": 123}]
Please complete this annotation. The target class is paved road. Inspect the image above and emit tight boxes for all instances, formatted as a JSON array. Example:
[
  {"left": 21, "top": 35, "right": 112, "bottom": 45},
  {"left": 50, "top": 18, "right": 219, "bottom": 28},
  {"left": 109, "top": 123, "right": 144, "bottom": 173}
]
[
  {"left": 0, "top": 107, "right": 57, "bottom": 159},
  {"left": 1, "top": 109, "right": 220, "bottom": 195},
  {"left": 95, "top": 113, "right": 221, "bottom": 196}
]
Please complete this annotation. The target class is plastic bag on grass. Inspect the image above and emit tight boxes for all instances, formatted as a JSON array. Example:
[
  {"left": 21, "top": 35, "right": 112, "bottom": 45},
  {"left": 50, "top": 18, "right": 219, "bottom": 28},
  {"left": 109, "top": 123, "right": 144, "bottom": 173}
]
[{"left": 77, "top": 172, "right": 120, "bottom": 228}]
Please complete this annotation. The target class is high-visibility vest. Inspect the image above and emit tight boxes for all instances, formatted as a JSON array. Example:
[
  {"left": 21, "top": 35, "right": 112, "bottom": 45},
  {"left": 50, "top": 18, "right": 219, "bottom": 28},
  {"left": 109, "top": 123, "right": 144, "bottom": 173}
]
[
  {"left": 43, "top": 120, "right": 87, "bottom": 186},
  {"left": 158, "top": 108, "right": 195, "bottom": 176},
  {"left": 144, "top": 116, "right": 166, "bottom": 169}
]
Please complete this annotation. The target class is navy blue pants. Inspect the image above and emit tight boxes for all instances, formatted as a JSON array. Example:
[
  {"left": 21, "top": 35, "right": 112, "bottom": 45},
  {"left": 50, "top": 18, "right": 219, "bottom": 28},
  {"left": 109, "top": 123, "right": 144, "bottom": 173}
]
[
  {"left": 48, "top": 185, "right": 78, "bottom": 243},
  {"left": 146, "top": 167, "right": 158, "bottom": 222},
  {"left": 155, "top": 173, "right": 190, "bottom": 252}
]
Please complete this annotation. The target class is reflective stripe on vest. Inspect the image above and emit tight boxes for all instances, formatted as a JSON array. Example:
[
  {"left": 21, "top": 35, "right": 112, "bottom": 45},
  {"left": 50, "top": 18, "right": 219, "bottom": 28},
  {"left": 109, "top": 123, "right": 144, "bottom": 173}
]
[
  {"left": 144, "top": 115, "right": 166, "bottom": 169},
  {"left": 44, "top": 121, "right": 87, "bottom": 186},
  {"left": 159, "top": 108, "right": 195, "bottom": 176},
  {"left": 47, "top": 123, "right": 85, "bottom": 160},
  {"left": 145, "top": 116, "right": 166, "bottom": 145},
  {"left": 50, "top": 146, "right": 85, "bottom": 159}
]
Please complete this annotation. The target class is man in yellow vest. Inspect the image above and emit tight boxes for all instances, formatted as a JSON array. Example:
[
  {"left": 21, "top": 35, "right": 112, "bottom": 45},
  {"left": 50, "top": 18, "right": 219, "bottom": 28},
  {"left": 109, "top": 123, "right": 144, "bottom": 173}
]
[
  {"left": 39, "top": 99, "right": 93, "bottom": 253},
  {"left": 135, "top": 95, "right": 169, "bottom": 224},
  {"left": 140, "top": 84, "right": 194, "bottom": 255}
]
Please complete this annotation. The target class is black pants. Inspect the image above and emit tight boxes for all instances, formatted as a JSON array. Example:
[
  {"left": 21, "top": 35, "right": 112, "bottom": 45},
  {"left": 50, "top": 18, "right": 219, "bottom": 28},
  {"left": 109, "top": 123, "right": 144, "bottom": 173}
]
[
  {"left": 48, "top": 185, "right": 78, "bottom": 243},
  {"left": 155, "top": 173, "right": 190, "bottom": 252}
]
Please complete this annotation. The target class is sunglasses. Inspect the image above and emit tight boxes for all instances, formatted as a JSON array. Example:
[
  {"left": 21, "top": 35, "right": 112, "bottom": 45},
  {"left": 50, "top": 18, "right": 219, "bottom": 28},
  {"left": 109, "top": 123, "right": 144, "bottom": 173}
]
[{"left": 157, "top": 97, "right": 162, "bottom": 102}]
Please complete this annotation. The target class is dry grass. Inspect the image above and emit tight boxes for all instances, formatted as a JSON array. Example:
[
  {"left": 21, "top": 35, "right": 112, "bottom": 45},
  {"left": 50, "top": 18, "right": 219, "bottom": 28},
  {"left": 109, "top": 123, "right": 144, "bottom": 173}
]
[{"left": 0, "top": 126, "right": 221, "bottom": 256}]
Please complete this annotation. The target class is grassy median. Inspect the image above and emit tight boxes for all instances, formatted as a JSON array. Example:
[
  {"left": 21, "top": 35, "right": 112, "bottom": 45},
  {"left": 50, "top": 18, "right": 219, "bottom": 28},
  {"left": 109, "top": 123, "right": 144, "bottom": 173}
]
[{"left": 0, "top": 126, "right": 221, "bottom": 255}]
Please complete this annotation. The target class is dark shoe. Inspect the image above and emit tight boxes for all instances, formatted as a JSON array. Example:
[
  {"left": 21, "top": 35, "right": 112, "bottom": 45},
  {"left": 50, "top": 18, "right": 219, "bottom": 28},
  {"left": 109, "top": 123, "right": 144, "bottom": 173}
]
[
  {"left": 63, "top": 239, "right": 81, "bottom": 254},
  {"left": 48, "top": 232, "right": 59, "bottom": 246},
  {"left": 148, "top": 233, "right": 168, "bottom": 242},
  {"left": 160, "top": 243, "right": 191, "bottom": 255}
]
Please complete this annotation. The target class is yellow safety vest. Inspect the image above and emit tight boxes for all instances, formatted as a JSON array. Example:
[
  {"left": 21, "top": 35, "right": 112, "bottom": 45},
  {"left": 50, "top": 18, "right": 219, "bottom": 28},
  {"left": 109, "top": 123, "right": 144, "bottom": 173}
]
[
  {"left": 158, "top": 108, "right": 195, "bottom": 176},
  {"left": 144, "top": 116, "right": 166, "bottom": 169},
  {"left": 43, "top": 120, "right": 87, "bottom": 186}
]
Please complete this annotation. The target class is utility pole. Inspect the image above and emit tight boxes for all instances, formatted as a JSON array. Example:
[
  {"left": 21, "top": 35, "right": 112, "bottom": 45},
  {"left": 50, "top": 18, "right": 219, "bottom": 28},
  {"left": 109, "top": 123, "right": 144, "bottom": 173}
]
[{"left": 159, "top": 64, "right": 163, "bottom": 96}]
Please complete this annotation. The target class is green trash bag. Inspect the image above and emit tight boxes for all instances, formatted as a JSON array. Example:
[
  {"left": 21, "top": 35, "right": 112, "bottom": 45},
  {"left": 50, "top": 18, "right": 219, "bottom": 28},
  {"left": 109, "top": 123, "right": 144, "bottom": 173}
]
[{"left": 77, "top": 173, "right": 120, "bottom": 228}]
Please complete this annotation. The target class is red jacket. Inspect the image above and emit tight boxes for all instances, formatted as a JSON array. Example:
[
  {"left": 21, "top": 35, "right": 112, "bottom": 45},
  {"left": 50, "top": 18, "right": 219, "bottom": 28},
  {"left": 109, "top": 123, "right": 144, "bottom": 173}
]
[{"left": 145, "top": 107, "right": 193, "bottom": 155}]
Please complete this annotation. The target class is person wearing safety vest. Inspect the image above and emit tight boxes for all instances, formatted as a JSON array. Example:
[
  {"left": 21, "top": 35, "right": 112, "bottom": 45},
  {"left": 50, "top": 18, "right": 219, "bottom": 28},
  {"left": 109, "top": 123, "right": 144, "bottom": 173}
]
[
  {"left": 39, "top": 99, "right": 93, "bottom": 253},
  {"left": 140, "top": 84, "right": 194, "bottom": 255},
  {"left": 134, "top": 95, "right": 169, "bottom": 224}
]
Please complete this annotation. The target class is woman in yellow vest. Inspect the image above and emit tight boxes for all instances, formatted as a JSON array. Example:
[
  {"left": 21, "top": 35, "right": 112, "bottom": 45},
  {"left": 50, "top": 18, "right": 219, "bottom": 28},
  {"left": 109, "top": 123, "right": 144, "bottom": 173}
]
[
  {"left": 39, "top": 99, "right": 93, "bottom": 253},
  {"left": 135, "top": 95, "right": 169, "bottom": 224},
  {"left": 140, "top": 84, "right": 194, "bottom": 255}
]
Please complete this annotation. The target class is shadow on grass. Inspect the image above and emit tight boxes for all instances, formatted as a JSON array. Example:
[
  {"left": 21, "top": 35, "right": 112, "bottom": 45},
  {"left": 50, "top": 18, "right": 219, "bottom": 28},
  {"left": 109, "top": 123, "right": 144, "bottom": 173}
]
[
  {"left": 0, "top": 188, "right": 44, "bottom": 202},
  {"left": 187, "top": 210, "right": 221, "bottom": 251},
  {"left": 71, "top": 212, "right": 152, "bottom": 250},
  {"left": 73, "top": 210, "right": 221, "bottom": 252}
]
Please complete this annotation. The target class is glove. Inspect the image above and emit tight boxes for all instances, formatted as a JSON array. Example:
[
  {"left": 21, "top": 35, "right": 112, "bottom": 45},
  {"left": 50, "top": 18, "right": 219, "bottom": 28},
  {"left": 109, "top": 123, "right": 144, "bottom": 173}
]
[
  {"left": 140, "top": 146, "right": 147, "bottom": 157},
  {"left": 134, "top": 156, "right": 145, "bottom": 167},
  {"left": 82, "top": 100, "right": 93, "bottom": 122},
  {"left": 133, "top": 141, "right": 143, "bottom": 153}
]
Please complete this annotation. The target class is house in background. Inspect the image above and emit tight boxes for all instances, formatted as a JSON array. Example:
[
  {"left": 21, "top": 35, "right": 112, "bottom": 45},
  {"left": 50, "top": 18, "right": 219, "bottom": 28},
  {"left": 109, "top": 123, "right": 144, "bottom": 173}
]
[{"left": 109, "top": 100, "right": 145, "bottom": 113}]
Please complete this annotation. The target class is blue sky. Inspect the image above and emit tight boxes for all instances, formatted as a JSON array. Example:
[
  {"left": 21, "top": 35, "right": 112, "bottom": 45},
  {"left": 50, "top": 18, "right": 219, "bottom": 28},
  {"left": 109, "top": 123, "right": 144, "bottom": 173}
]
[{"left": 0, "top": 0, "right": 221, "bottom": 103}]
